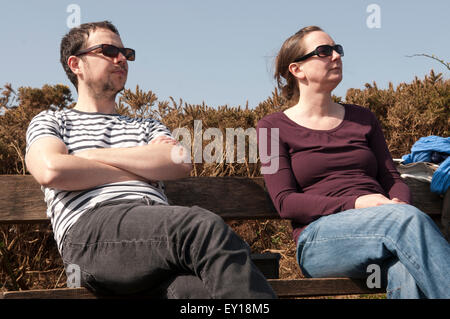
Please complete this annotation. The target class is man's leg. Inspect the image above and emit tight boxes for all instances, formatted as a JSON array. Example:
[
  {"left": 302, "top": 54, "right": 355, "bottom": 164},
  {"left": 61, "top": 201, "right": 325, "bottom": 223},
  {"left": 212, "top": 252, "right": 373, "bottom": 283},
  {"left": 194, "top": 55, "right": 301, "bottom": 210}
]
[
  {"left": 61, "top": 199, "right": 276, "bottom": 298},
  {"left": 296, "top": 204, "right": 450, "bottom": 298}
]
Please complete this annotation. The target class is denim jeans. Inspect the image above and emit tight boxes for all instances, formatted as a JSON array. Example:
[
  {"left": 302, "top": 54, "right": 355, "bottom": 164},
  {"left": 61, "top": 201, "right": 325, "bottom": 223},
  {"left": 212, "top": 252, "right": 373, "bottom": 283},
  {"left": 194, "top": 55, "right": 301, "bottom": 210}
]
[
  {"left": 61, "top": 198, "right": 276, "bottom": 299},
  {"left": 296, "top": 204, "right": 450, "bottom": 298}
]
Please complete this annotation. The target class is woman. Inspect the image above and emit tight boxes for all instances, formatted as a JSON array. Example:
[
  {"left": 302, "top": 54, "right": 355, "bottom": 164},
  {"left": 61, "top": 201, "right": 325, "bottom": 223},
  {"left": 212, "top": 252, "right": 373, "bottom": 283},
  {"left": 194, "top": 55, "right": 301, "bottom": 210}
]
[{"left": 257, "top": 26, "right": 450, "bottom": 298}]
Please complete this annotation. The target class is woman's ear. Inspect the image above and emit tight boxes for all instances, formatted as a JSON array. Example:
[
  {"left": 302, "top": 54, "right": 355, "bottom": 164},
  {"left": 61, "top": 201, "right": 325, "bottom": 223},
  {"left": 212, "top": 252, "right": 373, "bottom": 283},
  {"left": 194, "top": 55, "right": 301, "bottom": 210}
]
[{"left": 288, "top": 62, "right": 305, "bottom": 80}]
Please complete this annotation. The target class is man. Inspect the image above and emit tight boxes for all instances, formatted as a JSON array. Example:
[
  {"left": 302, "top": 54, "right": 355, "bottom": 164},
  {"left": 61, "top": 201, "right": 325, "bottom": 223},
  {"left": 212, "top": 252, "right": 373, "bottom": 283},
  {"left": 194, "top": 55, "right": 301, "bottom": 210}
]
[{"left": 25, "top": 21, "right": 276, "bottom": 298}]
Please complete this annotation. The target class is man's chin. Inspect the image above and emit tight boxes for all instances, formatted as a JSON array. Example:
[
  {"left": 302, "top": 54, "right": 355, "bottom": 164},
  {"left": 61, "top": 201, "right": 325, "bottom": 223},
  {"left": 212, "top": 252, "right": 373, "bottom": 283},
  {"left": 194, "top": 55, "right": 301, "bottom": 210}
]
[{"left": 116, "top": 86, "right": 125, "bottom": 94}]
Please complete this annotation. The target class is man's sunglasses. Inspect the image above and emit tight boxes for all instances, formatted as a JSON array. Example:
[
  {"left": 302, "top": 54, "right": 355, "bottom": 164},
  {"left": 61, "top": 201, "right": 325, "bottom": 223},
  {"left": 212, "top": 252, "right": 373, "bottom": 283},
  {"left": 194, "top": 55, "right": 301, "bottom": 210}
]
[
  {"left": 74, "top": 44, "right": 136, "bottom": 61},
  {"left": 293, "top": 44, "right": 344, "bottom": 63}
]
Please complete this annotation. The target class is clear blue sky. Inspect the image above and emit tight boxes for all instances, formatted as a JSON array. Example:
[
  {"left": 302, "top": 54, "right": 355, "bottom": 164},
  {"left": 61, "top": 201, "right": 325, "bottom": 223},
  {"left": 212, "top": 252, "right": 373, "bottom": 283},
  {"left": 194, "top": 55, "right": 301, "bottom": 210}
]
[{"left": 0, "top": 0, "right": 448, "bottom": 108}]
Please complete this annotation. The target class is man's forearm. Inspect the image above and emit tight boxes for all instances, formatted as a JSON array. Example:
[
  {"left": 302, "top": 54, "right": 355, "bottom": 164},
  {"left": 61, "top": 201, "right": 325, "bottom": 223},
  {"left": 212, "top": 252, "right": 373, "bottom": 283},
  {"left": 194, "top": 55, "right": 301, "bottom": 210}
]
[
  {"left": 37, "top": 153, "right": 147, "bottom": 191},
  {"left": 74, "top": 143, "right": 192, "bottom": 181}
]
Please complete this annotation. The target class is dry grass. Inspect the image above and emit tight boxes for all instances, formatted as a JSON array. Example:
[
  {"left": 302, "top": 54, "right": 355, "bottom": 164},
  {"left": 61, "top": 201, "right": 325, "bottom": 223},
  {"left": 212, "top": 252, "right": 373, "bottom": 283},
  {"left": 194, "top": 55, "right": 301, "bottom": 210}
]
[
  {"left": 0, "top": 223, "right": 65, "bottom": 292},
  {"left": 1, "top": 70, "right": 448, "bottom": 298}
]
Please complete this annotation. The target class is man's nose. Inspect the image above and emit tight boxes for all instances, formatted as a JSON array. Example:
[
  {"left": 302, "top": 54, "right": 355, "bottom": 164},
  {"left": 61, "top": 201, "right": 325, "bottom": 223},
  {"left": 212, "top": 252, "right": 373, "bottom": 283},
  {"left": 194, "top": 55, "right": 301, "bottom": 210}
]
[{"left": 114, "top": 52, "right": 128, "bottom": 64}]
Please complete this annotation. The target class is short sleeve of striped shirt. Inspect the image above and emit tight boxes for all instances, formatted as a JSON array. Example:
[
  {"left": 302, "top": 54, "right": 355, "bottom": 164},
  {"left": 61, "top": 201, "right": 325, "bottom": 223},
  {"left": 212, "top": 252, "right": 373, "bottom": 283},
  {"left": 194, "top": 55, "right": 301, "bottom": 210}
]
[
  {"left": 145, "top": 118, "right": 175, "bottom": 143},
  {"left": 26, "top": 110, "right": 64, "bottom": 154}
]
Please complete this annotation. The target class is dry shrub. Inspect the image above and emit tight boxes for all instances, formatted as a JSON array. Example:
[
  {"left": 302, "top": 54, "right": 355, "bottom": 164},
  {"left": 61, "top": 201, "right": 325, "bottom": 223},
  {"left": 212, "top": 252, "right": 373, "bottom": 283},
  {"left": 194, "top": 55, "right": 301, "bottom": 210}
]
[
  {"left": 345, "top": 70, "right": 449, "bottom": 157},
  {"left": 1, "top": 69, "right": 448, "bottom": 292},
  {"left": 1, "top": 223, "right": 65, "bottom": 291}
]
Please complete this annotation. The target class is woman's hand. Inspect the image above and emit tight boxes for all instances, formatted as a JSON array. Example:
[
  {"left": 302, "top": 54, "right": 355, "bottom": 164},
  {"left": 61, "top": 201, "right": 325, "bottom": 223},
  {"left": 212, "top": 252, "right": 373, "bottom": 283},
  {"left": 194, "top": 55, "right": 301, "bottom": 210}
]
[{"left": 355, "top": 194, "right": 406, "bottom": 209}]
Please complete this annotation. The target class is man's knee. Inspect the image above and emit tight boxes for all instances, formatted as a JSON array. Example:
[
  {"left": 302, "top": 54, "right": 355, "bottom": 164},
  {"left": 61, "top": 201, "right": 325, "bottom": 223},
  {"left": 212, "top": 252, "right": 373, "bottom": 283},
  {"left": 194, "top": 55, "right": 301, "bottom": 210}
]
[
  {"left": 185, "top": 206, "right": 249, "bottom": 250},
  {"left": 187, "top": 206, "right": 228, "bottom": 230}
]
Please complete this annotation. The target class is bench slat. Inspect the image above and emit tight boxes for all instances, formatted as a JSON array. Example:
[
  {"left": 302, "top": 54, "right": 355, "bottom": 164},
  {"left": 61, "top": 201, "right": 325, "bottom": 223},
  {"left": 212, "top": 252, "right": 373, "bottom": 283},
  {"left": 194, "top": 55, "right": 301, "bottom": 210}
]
[
  {"left": 0, "top": 175, "right": 278, "bottom": 223},
  {"left": 164, "top": 176, "right": 278, "bottom": 220},
  {"left": 0, "top": 278, "right": 384, "bottom": 299},
  {"left": 0, "top": 175, "right": 48, "bottom": 223},
  {"left": 0, "top": 174, "right": 444, "bottom": 224},
  {"left": 268, "top": 278, "right": 384, "bottom": 297}
]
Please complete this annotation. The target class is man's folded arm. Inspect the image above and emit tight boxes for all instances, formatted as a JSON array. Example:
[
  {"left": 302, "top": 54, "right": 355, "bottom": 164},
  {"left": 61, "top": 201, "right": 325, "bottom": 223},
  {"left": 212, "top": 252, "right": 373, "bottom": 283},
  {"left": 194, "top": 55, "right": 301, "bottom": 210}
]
[
  {"left": 25, "top": 137, "right": 148, "bottom": 191},
  {"left": 74, "top": 141, "right": 192, "bottom": 182}
]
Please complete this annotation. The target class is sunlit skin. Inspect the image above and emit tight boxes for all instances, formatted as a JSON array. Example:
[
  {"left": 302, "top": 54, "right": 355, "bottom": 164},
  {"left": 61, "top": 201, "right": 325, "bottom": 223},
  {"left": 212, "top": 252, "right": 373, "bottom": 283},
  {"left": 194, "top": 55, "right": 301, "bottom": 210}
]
[
  {"left": 67, "top": 28, "right": 128, "bottom": 114},
  {"left": 25, "top": 27, "right": 191, "bottom": 191},
  {"left": 285, "top": 31, "right": 344, "bottom": 129},
  {"left": 284, "top": 31, "right": 406, "bottom": 209}
]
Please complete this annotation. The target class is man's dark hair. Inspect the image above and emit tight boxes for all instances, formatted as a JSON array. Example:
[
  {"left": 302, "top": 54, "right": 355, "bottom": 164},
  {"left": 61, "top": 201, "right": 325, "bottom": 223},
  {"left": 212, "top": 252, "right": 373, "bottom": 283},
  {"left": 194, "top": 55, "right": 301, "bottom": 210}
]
[{"left": 60, "top": 21, "right": 120, "bottom": 91}]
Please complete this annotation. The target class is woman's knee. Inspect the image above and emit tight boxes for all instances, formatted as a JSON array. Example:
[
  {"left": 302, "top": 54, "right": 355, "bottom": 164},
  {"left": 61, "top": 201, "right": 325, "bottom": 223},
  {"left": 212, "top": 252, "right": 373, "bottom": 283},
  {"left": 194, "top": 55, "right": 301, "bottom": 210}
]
[{"left": 390, "top": 204, "right": 433, "bottom": 225}]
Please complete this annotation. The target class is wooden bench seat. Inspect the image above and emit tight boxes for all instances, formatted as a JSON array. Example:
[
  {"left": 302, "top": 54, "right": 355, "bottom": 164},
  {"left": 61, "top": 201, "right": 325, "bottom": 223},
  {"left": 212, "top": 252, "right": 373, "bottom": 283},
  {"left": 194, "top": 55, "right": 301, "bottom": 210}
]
[
  {"left": 1, "top": 174, "right": 447, "bottom": 299},
  {"left": 1, "top": 278, "right": 384, "bottom": 299}
]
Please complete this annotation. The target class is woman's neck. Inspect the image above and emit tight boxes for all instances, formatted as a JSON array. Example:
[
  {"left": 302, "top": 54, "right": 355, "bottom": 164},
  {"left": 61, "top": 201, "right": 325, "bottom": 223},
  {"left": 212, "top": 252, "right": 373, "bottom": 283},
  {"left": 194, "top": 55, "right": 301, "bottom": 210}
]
[{"left": 293, "top": 90, "right": 335, "bottom": 117}]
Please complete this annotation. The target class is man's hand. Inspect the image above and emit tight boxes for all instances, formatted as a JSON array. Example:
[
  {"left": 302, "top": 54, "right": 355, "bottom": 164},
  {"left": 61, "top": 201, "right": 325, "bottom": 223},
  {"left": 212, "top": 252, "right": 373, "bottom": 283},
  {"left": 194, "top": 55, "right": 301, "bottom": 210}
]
[{"left": 149, "top": 135, "right": 179, "bottom": 146}]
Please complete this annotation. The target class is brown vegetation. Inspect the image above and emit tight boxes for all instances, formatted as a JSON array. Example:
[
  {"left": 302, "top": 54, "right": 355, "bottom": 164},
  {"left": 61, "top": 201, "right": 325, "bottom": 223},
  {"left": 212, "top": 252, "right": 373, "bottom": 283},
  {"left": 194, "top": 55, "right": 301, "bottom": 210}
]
[{"left": 1, "top": 70, "right": 449, "bottom": 294}]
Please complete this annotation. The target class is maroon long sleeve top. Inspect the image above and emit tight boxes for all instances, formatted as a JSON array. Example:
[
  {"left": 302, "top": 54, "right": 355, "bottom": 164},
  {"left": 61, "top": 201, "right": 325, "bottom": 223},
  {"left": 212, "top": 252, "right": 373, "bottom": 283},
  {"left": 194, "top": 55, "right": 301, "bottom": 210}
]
[{"left": 257, "top": 104, "right": 411, "bottom": 243}]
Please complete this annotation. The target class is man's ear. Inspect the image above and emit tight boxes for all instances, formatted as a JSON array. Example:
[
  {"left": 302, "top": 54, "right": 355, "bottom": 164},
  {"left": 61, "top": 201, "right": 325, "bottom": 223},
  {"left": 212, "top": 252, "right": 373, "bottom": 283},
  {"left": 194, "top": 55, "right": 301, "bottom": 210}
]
[
  {"left": 67, "top": 56, "right": 82, "bottom": 77},
  {"left": 288, "top": 62, "right": 305, "bottom": 80}
]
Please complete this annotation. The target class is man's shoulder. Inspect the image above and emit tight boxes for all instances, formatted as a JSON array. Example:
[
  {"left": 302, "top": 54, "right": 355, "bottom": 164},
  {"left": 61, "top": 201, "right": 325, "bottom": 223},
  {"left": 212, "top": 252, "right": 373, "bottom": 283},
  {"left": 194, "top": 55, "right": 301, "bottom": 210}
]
[
  {"left": 31, "top": 108, "right": 68, "bottom": 120},
  {"left": 28, "top": 109, "right": 68, "bottom": 128}
]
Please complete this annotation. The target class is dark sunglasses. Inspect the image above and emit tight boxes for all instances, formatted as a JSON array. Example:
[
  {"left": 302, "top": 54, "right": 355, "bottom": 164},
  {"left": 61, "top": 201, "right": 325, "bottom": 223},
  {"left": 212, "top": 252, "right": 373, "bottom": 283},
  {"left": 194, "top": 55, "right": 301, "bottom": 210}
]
[
  {"left": 293, "top": 44, "right": 344, "bottom": 63},
  {"left": 75, "top": 44, "right": 136, "bottom": 61}
]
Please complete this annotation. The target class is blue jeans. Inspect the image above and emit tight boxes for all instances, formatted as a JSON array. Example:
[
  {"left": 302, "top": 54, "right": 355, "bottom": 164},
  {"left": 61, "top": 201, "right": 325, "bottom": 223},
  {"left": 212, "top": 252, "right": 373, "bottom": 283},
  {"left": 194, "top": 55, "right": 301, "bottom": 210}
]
[{"left": 296, "top": 204, "right": 450, "bottom": 298}]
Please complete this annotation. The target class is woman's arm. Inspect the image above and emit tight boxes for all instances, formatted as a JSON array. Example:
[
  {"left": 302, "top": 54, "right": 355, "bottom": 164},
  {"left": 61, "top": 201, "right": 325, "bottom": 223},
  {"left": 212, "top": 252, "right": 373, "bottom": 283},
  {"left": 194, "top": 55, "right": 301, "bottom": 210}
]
[
  {"left": 257, "top": 119, "right": 358, "bottom": 225},
  {"left": 367, "top": 112, "right": 412, "bottom": 204}
]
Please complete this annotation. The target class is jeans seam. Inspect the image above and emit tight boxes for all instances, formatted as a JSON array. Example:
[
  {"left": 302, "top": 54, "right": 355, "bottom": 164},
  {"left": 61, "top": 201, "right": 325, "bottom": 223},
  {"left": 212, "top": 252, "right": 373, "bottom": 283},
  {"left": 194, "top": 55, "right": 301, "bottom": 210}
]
[
  {"left": 300, "top": 234, "right": 421, "bottom": 270},
  {"left": 66, "top": 238, "right": 167, "bottom": 248}
]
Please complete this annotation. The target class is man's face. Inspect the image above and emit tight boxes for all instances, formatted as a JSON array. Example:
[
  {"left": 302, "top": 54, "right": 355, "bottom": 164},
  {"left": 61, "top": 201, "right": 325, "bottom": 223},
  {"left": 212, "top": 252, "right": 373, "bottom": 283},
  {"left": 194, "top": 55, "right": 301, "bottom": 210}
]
[{"left": 79, "top": 28, "right": 128, "bottom": 99}]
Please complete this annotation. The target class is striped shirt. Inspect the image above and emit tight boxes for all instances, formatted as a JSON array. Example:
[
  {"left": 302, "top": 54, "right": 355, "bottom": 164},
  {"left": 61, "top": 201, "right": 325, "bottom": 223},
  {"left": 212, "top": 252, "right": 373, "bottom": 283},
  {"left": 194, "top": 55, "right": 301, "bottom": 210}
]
[{"left": 26, "top": 108, "right": 173, "bottom": 253}]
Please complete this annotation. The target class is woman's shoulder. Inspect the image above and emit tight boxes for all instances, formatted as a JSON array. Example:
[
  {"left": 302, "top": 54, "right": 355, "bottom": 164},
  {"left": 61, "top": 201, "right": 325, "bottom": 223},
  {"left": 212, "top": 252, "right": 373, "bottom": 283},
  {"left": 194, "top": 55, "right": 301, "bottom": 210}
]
[
  {"left": 341, "top": 103, "right": 378, "bottom": 124},
  {"left": 257, "top": 111, "right": 286, "bottom": 128},
  {"left": 342, "top": 103, "right": 375, "bottom": 116}
]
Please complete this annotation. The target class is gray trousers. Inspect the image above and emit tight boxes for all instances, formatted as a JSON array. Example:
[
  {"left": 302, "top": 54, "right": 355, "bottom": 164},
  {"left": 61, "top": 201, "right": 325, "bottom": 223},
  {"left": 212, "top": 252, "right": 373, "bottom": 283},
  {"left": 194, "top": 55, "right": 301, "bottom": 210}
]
[{"left": 61, "top": 198, "right": 276, "bottom": 299}]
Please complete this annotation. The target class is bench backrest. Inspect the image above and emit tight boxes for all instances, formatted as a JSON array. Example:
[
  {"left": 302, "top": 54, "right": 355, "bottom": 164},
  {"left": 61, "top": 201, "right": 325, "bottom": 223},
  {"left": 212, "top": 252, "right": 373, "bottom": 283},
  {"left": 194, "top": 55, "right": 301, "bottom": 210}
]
[
  {"left": 0, "top": 173, "right": 444, "bottom": 224},
  {"left": 0, "top": 175, "right": 278, "bottom": 224}
]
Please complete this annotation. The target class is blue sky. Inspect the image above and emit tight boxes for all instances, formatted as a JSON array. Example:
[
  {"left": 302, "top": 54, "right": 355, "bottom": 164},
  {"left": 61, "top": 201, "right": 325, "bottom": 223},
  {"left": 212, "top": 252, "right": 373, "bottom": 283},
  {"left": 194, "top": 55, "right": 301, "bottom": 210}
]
[{"left": 0, "top": 0, "right": 448, "bottom": 108}]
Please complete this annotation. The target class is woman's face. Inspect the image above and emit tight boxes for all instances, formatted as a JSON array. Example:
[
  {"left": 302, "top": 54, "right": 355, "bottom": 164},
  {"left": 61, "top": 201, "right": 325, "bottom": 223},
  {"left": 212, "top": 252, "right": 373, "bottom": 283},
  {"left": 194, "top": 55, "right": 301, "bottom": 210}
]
[{"left": 297, "top": 31, "right": 343, "bottom": 92}]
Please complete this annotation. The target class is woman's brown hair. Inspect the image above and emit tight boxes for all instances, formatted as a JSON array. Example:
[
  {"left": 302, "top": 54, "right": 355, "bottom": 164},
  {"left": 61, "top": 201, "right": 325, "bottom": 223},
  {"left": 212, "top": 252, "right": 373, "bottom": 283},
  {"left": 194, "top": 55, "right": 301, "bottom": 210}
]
[{"left": 274, "top": 26, "right": 323, "bottom": 106}]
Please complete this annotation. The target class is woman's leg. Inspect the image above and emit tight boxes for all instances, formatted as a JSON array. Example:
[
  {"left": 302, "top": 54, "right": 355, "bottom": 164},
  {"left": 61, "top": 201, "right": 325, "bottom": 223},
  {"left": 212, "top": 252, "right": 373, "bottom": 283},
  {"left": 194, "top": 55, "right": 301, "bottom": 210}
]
[
  {"left": 384, "top": 258, "right": 426, "bottom": 298},
  {"left": 297, "top": 204, "right": 450, "bottom": 298}
]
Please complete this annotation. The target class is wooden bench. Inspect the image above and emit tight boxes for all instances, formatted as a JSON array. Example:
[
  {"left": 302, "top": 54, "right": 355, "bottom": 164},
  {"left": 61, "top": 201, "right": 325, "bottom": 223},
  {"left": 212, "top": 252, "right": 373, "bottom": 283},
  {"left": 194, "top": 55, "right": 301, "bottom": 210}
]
[{"left": 1, "top": 173, "right": 448, "bottom": 299}]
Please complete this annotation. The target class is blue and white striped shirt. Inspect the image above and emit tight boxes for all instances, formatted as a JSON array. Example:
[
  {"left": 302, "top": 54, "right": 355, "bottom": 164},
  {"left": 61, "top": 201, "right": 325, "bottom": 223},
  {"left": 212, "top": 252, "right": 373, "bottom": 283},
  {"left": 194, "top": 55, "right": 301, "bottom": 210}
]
[{"left": 26, "top": 108, "right": 173, "bottom": 253}]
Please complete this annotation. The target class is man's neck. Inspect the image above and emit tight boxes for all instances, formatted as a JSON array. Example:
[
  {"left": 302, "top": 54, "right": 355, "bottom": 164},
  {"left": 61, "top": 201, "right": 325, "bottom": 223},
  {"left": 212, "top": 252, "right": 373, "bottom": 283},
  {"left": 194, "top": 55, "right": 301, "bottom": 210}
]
[{"left": 74, "top": 91, "right": 117, "bottom": 114}]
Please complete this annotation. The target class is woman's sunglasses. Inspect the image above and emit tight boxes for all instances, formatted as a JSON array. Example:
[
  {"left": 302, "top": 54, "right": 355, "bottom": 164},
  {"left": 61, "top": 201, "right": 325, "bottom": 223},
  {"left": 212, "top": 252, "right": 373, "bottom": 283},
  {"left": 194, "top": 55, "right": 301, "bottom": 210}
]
[
  {"left": 293, "top": 44, "right": 344, "bottom": 63},
  {"left": 75, "top": 44, "right": 136, "bottom": 61}
]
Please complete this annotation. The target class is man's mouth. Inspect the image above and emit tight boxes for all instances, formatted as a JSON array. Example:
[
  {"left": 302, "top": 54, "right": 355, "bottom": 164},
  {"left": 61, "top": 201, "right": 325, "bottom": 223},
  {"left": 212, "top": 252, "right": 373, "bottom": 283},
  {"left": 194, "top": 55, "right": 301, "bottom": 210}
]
[{"left": 113, "top": 68, "right": 127, "bottom": 76}]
